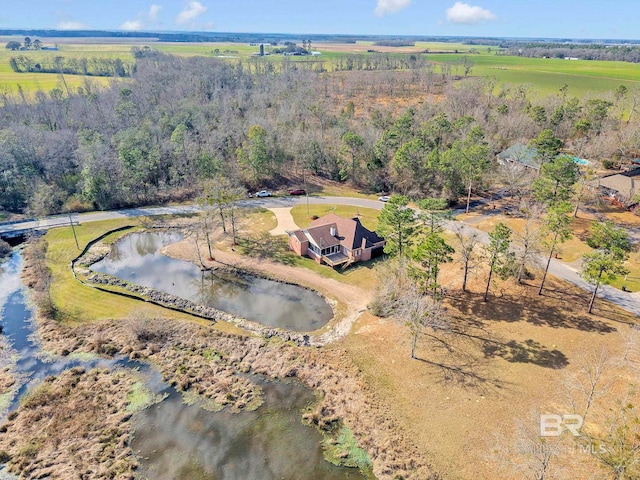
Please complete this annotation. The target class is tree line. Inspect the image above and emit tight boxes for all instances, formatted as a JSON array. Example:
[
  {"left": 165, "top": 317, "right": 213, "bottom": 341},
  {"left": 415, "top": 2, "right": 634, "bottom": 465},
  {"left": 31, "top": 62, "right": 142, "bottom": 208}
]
[
  {"left": 508, "top": 43, "right": 640, "bottom": 63},
  {"left": 8, "top": 55, "right": 133, "bottom": 77},
  {"left": 0, "top": 50, "right": 638, "bottom": 218}
]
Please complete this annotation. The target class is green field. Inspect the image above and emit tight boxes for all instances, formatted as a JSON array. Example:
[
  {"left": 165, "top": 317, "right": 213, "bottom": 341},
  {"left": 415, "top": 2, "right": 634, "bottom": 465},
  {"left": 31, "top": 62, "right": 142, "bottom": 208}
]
[
  {"left": 0, "top": 40, "right": 125, "bottom": 96},
  {"left": 431, "top": 52, "right": 640, "bottom": 96},
  {"left": 0, "top": 38, "right": 638, "bottom": 98}
]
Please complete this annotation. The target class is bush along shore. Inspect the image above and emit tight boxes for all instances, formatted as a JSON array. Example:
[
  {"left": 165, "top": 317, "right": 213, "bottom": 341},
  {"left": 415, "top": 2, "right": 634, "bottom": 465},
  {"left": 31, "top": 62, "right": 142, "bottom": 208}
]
[{"left": 0, "top": 236, "right": 437, "bottom": 479}]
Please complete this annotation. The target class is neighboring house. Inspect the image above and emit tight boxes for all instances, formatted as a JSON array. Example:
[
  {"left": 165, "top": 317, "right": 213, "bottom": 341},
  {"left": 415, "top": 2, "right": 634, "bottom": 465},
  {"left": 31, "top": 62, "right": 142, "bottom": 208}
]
[
  {"left": 287, "top": 213, "right": 386, "bottom": 267},
  {"left": 598, "top": 170, "right": 640, "bottom": 206},
  {"left": 496, "top": 144, "right": 541, "bottom": 171}
]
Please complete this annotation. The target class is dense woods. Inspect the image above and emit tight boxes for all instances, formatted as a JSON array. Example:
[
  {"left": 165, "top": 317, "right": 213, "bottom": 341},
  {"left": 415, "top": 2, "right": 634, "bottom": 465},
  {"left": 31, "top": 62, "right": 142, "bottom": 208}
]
[{"left": 0, "top": 51, "right": 638, "bottom": 216}]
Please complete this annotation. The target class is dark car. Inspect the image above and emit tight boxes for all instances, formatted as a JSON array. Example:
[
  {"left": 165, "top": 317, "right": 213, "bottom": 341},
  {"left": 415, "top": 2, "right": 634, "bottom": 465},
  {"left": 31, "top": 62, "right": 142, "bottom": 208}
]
[{"left": 288, "top": 189, "right": 306, "bottom": 195}]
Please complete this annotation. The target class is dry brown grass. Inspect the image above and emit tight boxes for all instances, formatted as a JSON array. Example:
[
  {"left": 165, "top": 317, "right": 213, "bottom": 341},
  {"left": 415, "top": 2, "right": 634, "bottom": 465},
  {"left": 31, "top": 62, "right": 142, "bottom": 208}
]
[
  {"left": 601, "top": 204, "right": 640, "bottom": 228},
  {"left": 11, "top": 209, "right": 640, "bottom": 479},
  {"left": 456, "top": 211, "right": 596, "bottom": 263},
  {"left": 341, "top": 259, "right": 637, "bottom": 479},
  {"left": 19, "top": 312, "right": 435, "bottom": 479},
  {"left": 11, "top": 238, "right": 435, "bottom": 479},
  {"left": 0, "top": 368, "right": 139, "bottom": 479}
]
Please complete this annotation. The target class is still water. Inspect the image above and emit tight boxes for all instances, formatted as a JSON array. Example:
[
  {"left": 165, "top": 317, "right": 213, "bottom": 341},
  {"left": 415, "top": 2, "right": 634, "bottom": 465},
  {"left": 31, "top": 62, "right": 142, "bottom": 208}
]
[
  {"left": 91, "top": 232, "right": 334, "bottom": 331},
  {"left": 0, "top": 248, "right": 367, "bottom": 479},
  {"left": 133, "top": 379, "right": 366, "bottom": 480}
]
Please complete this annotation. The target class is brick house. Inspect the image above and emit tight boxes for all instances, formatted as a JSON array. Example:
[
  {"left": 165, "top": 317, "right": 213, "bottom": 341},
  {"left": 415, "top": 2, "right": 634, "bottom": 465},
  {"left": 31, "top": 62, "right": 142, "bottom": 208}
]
[{"left": 287, "top": 213, "right": 386, "bottom": 267}]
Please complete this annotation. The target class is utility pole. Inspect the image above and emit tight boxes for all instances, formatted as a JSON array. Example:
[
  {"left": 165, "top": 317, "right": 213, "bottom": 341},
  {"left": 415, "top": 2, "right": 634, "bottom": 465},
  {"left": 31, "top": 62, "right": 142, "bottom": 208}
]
[
  {"left": 69, "top": 213, "right": 79, "bottom": 249},
  {"left": 303, "top": 168, "right": 310, "bottom": 215}
]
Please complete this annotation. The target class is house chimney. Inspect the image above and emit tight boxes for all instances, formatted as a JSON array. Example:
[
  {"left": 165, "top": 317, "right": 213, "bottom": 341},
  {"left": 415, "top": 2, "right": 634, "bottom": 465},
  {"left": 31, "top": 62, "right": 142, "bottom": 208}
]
[{"left": 330, "top": 226, "right": 336, "bottom": 237}]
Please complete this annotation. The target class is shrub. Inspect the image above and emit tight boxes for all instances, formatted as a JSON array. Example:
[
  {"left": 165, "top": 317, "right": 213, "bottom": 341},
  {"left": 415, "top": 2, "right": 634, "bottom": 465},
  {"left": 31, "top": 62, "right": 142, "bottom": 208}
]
[
  {"left": 0, "top": 239, "right": 10, "bottom": 258},
  {"left": 602, "top": 159, "right": 615, "bottom": 169}
]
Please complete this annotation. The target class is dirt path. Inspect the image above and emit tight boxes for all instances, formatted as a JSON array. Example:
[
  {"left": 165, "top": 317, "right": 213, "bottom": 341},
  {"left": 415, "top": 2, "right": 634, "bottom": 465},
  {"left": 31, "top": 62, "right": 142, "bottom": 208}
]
[
  {"left": 163, "top": 240, "right": 372, "bottom": 343},
  {"left": 267, "top": 207, "right": 299, "bottom": 236}
]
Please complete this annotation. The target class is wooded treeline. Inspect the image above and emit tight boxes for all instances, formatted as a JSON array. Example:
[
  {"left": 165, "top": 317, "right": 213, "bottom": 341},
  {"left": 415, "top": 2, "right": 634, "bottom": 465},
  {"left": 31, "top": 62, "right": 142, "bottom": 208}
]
[
  {"left": 0, "top": 51, "right": 638, "bottom": 215},
  {"left": 508, "top": 43, "right": 640, "bottom": 62},
  {"left": 8, "top": 55, "right": 133, "bottom": 77}
]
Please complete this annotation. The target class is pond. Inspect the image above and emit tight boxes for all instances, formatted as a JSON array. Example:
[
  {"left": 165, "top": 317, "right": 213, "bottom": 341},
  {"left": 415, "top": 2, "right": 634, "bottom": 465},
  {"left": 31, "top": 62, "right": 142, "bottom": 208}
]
[
  {"left": 91, "top": 232, "right": 334, "bottom": 331},
  {"left": 132, "top": 379, "right": 367, "bottom": 480},
  {"left": 0, "top": 249, "right": 368, "bottom": 479}
]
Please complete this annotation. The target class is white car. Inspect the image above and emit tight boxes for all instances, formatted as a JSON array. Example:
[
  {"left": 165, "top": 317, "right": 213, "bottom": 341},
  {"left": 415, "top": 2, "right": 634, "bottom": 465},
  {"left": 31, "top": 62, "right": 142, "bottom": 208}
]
[
  {"left": 255, "top": 190, "right": 273, "bottom": 197},
  {"left": 378, "top": 195, "right": 391, "bottom": 202}
]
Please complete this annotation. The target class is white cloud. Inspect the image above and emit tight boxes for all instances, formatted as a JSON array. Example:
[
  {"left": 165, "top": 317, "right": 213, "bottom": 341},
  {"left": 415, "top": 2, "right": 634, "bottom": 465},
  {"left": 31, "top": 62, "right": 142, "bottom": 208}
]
[
  {"left": 57, "top": 20, "right": 89, "bottom": 30},
  {"left": 445, "top": 2, "right": 496, "bottom": 24},
  {"left": 121, "top": 20, "right": 143, "bottom": 30},
  {"left": 149, "top": 4, "right": 162, "bottom": 22},
  {"left": 374, "top": 0, "right": 411, "bottom": 17},
  {"left": 177, "top": 1, "right": 207, "bottom": 25}
]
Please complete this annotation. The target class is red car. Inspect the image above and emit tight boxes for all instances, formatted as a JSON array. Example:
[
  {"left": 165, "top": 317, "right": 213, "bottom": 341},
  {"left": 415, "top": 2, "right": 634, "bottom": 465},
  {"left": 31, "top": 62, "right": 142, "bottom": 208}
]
[{"left": 288, "top": 189, "right": 306, "bottom": 195}]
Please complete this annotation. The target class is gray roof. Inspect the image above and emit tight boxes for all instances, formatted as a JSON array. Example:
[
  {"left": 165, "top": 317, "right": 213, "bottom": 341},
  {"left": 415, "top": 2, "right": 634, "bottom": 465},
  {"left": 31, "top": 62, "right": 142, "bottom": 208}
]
[{"left": 497, "top": 144, "right": 540, "bottom": 170}]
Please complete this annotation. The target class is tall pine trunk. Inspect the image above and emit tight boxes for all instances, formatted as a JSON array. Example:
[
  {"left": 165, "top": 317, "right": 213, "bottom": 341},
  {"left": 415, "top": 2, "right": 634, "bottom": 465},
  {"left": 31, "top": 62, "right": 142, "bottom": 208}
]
[
  {"left": 538, "top": 232, "right": 559, "bottom": 295},
  {"left": 588, "top": 281, "right": 600, "bottom": 314},
  {"left": 483, "top": 257, "right": 495, "bottom": 302},
  {"left": 462, "top": 261, "right": 469, "bottom": 292}
]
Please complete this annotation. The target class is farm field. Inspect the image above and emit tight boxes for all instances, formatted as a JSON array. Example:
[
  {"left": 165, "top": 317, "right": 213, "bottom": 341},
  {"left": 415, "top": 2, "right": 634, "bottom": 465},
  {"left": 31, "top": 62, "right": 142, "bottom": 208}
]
[
  {"left": 0, "top": 37, "right": 639, "bottom": 97},
  {"left": 432, "top": 52, "right": 640, "bottom": 96}
]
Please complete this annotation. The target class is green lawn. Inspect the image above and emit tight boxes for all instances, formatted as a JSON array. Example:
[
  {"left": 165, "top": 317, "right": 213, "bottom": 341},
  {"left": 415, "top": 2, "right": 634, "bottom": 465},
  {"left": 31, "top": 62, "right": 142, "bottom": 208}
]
[
  {"left": 237, "top": 232, "right": 382, "bottom": 291},
  {"left": 609, "top": 251, "right": 640, "bottom": 293},
  {"left": 44, "top": 219, "right": 198, "bottom": 324},
  {"left": 290, "top": 204, "right": 380, "bottom": 231},
  {"left": 432, "top": 52, "right": 640, "bottom": 96}
]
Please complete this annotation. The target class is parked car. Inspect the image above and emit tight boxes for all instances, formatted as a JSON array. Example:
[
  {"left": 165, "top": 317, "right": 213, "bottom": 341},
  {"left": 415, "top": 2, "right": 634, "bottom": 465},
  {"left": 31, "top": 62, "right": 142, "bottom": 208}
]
[
  {"left": 378, "top": 195, "right": 391, "bottom": 202},
  {"left": 288, "top": 188, "right": 306, "bottom": 195},
  {"left": 255, "top": 190, "right": 273, "bottom": 197}
]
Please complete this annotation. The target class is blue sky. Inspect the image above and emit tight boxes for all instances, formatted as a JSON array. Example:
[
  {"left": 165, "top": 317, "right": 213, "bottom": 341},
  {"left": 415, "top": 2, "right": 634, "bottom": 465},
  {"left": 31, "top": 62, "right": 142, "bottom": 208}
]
[{"left": 1, "top": 1, "right": 638, "bottom": 40}]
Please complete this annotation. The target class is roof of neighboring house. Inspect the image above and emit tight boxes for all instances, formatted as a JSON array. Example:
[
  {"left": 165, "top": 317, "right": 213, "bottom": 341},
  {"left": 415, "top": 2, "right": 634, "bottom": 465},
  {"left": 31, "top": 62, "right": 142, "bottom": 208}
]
[
  {"left": 497, "top": 144, "right": 540, "bottom": 170},
  {"left": 290, "top": 213, "right": 384, "bottom": 250},
  {"left": 599, "top": 174, "right": 638, "bottom": 199}
]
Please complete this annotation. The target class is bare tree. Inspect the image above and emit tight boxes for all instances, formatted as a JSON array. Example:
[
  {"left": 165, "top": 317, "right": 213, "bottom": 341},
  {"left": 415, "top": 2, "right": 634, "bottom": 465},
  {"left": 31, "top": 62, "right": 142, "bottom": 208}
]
[
  {"left": 200, "top": 176, "right": 247, "bottom": 244},
  {"left": 188, "top": 227, "right": 208, "bottom": 270},
  {"left": 453, "top": 225, "right": 480, "bottom": 292},
  {"left": 491, "top": 409, "right": 569, "bottom": 480},
  {"left": 228, "top": 197, "right": 246, "bottom": 245},
  {"left": 589, "top": 394, "right": 640, "bottom": 480},
  {"left": 370, "top": 258, "right": 449, "bottom": 359},
  {"left": 403, "top": 291, "right": 447, "bottom": 359},
  {"left": 498, "top": 160, "right": 534, "bottom": 206},
  {"left": 514, "top": 201, "right": 544, "bottom": 284},
  {"left": 561, "top": 349, "right": 613, "bottom": 423}
]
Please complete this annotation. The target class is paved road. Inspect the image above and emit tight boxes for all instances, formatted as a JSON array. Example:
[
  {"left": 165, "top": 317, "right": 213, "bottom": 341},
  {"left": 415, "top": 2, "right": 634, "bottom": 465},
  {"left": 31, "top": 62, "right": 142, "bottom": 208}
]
[{"left": 2, "top": 196, "right": 639, "bottom": 317}]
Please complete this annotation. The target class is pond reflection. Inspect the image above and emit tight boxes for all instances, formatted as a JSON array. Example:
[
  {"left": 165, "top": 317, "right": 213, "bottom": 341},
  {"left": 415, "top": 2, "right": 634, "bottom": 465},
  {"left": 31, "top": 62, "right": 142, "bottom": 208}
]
[{"left": 92, "top": 232, "right": 333, "bottom": 331}]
